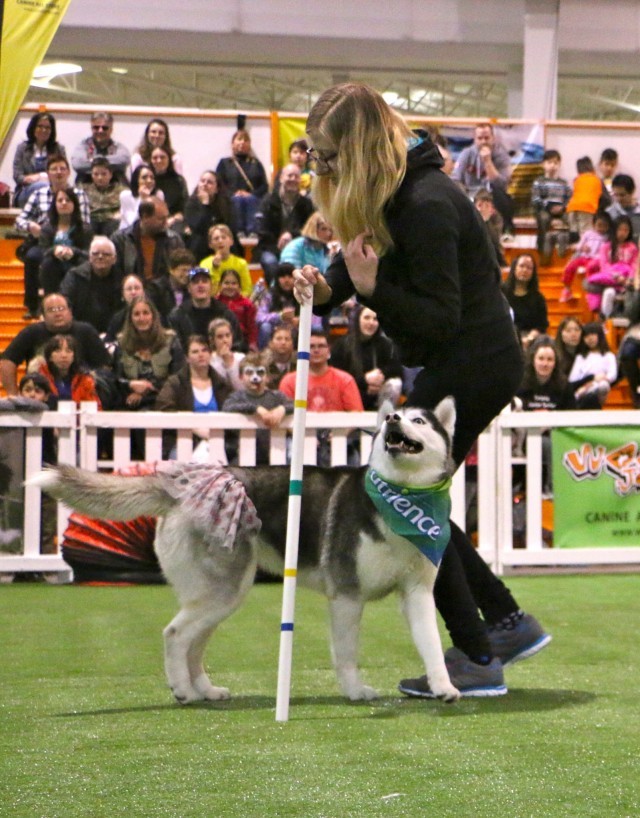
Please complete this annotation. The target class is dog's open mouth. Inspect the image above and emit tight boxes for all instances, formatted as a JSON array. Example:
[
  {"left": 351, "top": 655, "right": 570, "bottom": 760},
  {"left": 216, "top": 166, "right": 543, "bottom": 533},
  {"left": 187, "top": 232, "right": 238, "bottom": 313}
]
[{"left": 384, "top": 428, "right": 424, "bottom": 456}]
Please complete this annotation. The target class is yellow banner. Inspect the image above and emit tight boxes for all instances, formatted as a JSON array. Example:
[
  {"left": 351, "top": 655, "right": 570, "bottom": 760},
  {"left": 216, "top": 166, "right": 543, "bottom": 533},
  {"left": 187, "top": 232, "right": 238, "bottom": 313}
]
[{"left": 0, "top": 0, "right": 71, "bottom": 145}]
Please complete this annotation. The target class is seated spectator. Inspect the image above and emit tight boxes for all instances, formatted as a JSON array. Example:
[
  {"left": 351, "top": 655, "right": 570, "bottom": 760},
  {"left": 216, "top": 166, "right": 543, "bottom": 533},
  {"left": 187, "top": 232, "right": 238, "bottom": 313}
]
[
  {"left": 618, "top": 288, "right": 640, "bottom": 408},
  {"left": 330, "top": 305, "right": 404, "bottom": 410},
  {"left": 155, "top": 334, "right": 232, "bottom": 460},
  {"left": 18, "top": 372, "right": 51, "bottom": 405},
  {"left": 38, "top": 187, "right": 93, "bottom": 295},
  {"left": 15, "top": 154, "right": 90, "bottom": 319},
  {"left": 184, "top": 170, "right": 237, "bottom": 263},
  {"left": 473, "top": 189, "right": 505, "bottom": 266},
  {"left": 215, "top": 269, "right": 258, "bottom": 351},
  {"left": 279, "top": 329, "right": 364, "bottom": 412},
  {"left": 60, "top": 236, "right": 123, "bottom": 334},
  {"left": 502, "top": 253, "right": 549, "bottom": 348},
  {"left": 168, "top": 266, "right": 241, "bottom": 351},
  {"left": 263, "top": 325, "right": 296, "bottom": 390},
  {"left": 32, "top": 334, "right": 102, "bottom": 408},
  {"left": 81, "top": 157, "right": 126, "bottom": 237},
  {"left": 0, "top": 293, "right": 111, "bottom": 396},
  {"left": 12, "top": 112, "right": 66, "bottom": 207},
  {"left": 606, "top": 173, "right": 640, "bottom": 241},
  {"left": 584, "top": 215, "right": 638, "bottom": 316},
  {"left": 222, "top": 352, "right": 294, "bottom": 464},
  {"left": 559, "top": 211, "right": 612, "bottom": 303},
  {"left": 273, "top": 138, "right": 315, "bottom": 196},
  {"left": 531, "top": 149, "right": 571, "bottom": 265},
  {"left": 569, "top": 322, "right": 617, "bottom": 408},
  {"left": 113, "top": 295, "right": 185, "bottom": 412},
  {"left": 215, "top": 128, "right": 269, "bottom": 236},
  {"left": 256, "top": 262, "right": 323, "bottom": 349},
  {"left": 598, "top": 148, "right": 619, "bottom": 206},
  {"left": 208, "top": 318, "right": 245, "bottom": 390},
  {"left": 566, "top": 157, "right": 605, "bottom": 240},
  {"left": 516, "top": 334, "right": 575, "bottom": 494},
  {"left": 452, "top": 123, "right": 514, "bottom": 233},
  {"left": 554, "top": 316, "right": 584, "bottom": 379},
  {"left": 150, "top": 145, "right": 189, "bottom": 229},
  {"left": 130, "top": 118, "right": 184, "bottom": 177},
  {"left": 517, "top": 334, "right": 576, "bottom": 411},
  {"left": 255, "top": 163, "right": 315, "bottom": 282},
  {"left": 199, "top": 223, "right": 252, "bottom": 295},
  {"left": 104, "top": 274, "right": 145, "bottom": 344},
  {"left": 111, "top": 196, "right": 184, "bottom": 284},
  {"left": 165, "top": 247, "right": 195, "bottom": 310},
  {"left": 280, "top": 211, "right": 334, "bottom": 272},
  {"left": 71, "top": 111, "right": 131, "bottom": 185},
  {"left": 279, "top": 330, "right": 364, "bottom": 466},
  {"left": 119, "top": 164, "right": 164, "bottom": 230}
]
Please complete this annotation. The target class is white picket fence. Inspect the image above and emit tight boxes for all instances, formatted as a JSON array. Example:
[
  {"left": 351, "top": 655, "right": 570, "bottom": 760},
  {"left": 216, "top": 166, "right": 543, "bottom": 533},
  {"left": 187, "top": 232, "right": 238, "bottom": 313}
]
[{"left": 1, "top": 402, "right": 639, "bottom": 581}]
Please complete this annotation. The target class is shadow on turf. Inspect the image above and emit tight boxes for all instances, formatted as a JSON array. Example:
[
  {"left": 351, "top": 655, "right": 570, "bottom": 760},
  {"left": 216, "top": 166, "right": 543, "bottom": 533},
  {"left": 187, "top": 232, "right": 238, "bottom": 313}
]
[{"left": 55, "top": 688, "right": 596, "bottom": 719}]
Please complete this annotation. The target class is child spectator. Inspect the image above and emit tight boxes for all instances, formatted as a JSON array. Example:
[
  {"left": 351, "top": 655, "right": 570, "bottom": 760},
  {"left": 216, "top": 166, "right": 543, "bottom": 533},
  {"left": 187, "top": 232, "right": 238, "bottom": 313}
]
[
  {"left": 18, "top": 372, "right": 51, "bottom": 405},
  {"left": 208, "top": 317, "right": 245, "bottom": 390},
  {"left": 598, "top": 147, "right": 619, "bottom": 204},
  {"left": 82, "top": 157, "right": 126, "bottom": 237},
  {"left": 167, "top": 247, "right": 195, "bottom": 309},
  {"left": 215, "top": 269, "right": 258, "bottom": 351},
  {"left": 473, "top": 189, "right": 505, "bottom": 266},
  {"left": 569, "top": 322, "right": 617, "bottom": 408},
  {"left": 34, "top": 334, "right": 102, "bottom": 408},
  {"left": 531, "top": 149, "right": 571, "bottom": 265},
  {"left": 606, "top": 173, "right": 640, "bottom": 241},
  {"left": 255, "top": 262, "right": 323, "bottom": 348},
  {"left": 559, "top": 211, "right": 612, "bottom": 303},
  {"left": 263, "top": 325, "right": 296, "bottom": 390},
  {"left": 199, "top": 223, "right": 253, "bottom": 296},
  {"left": 585, "top": 215, "right": 638, "bottom": 316},
  {"left": 222, "top": 352, "right": 293, "bottom": 464},
  {"left": 566, "top": 157, "right": 605, "bottom": 241}
]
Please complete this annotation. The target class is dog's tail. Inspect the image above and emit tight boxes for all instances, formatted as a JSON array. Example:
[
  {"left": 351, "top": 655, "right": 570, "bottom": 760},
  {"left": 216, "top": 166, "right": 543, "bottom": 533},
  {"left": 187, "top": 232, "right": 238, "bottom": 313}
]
[{"left": 28, "top": 465, "right": 175, "bottom": 521}]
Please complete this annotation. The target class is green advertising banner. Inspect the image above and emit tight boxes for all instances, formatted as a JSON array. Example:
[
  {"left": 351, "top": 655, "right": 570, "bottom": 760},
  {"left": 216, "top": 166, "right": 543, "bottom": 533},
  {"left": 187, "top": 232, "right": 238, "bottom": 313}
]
[{"left": 552, "top": 426, "right": 640, "bottom": 548}]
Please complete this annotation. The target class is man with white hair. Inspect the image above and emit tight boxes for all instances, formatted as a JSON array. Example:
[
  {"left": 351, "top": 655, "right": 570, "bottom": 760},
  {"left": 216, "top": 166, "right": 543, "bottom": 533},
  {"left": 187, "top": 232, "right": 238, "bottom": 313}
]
[{"left": 59, "top": 236, "right": 123, "bottom": 333}]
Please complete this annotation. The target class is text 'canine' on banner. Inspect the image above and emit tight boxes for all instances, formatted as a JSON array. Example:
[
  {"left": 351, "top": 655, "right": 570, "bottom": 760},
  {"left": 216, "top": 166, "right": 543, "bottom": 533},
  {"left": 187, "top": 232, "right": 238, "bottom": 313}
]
[
  {"left": 552, "top": 426, "right": 640, "bottom": 549},
  {"left": 0, "top": 0, "right": 71, "bottom": 146}
]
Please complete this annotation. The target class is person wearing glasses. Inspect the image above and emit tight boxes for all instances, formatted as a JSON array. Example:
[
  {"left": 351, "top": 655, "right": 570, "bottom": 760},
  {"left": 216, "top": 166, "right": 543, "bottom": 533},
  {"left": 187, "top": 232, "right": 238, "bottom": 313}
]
[
  {"left": 59, "top": 237, "right": 123, "bottom": 334},
  {"left": 0, "top": 293, "right": 111, "bottom": 396},
  {"left": 294, "top": 83, "right": 550, "bottom": 698},
  {"left": 222, "top": 352, "right": 293, "bottom": 465},
  {"left": 71, "top": 111, "right": 131, "bottom": 185}
]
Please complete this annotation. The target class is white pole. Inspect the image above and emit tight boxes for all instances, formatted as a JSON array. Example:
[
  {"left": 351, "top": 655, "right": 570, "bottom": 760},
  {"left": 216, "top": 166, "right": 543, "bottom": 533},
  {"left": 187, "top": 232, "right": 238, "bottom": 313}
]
[{"left": 275, "top": 298, "right": 313, "bottom": 722}]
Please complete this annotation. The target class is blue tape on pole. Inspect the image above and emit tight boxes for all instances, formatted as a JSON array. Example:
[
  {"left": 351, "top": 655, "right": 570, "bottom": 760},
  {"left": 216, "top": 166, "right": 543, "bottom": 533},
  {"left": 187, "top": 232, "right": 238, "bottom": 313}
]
[
  {"left": 281, "top": 622, "right": 294, "bottom": 631},
  {"left": 297, "top": 351, "right": 310, "bottom": 361}
]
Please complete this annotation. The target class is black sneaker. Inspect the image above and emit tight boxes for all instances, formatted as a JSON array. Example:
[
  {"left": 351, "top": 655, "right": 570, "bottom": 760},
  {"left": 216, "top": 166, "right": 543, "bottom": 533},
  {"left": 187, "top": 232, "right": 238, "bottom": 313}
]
[{"left": 399, "top": 648, "right": 507, "bottom": 698}]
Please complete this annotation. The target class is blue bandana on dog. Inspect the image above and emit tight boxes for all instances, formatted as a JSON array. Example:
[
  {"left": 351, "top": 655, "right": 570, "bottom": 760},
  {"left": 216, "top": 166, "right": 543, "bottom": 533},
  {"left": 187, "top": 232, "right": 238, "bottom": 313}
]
[{"left": 364, "top": 467, "right": 451, "bottom": 567}]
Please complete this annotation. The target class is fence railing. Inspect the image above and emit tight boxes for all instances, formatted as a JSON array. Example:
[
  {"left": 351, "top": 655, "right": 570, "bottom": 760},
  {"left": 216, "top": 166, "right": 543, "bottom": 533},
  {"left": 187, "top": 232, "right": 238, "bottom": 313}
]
[{"left": 1, "top": 402, "right": 638, "bottom": 580}]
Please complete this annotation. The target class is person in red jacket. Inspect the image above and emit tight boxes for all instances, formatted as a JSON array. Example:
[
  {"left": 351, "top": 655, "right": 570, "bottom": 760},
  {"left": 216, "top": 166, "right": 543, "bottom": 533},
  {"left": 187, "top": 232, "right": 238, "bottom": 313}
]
[{"left": 36, "top": 333, "right": 102, "bottom": 408}]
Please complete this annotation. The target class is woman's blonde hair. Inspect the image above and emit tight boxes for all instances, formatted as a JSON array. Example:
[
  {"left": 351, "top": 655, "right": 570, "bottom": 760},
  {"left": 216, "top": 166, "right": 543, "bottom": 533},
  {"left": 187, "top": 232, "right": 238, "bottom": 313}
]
[
  {"left": 300, "top": 211, "right": 330, "bottom": 242},
  {"left": 307, "top": 83, "right": 413, "bottom": 255}
]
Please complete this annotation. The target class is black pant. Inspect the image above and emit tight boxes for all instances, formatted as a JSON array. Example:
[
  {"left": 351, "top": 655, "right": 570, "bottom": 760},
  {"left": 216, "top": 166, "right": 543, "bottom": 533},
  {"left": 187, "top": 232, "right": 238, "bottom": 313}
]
[
  {"left": 23, "top": 245, "right": 43, "bottom": 313},
  {"left": 409, "top": 334, "right": 523, "bottom": 659}
]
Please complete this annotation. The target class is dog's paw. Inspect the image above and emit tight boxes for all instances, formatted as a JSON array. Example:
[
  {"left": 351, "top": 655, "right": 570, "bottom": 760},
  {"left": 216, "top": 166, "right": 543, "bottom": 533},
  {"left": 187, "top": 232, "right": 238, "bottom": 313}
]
[
  {"left": 345, "top": 684, "right": 379, "bottom": 701},
  {"left": 202, "top": 686, "right": 230, "bottom": 701},
  {"left": 171, "top": 687, "right": 206, "bottom": 705},
  {"left": 432, "top": 684, "right": 460, "bottom": 703}
]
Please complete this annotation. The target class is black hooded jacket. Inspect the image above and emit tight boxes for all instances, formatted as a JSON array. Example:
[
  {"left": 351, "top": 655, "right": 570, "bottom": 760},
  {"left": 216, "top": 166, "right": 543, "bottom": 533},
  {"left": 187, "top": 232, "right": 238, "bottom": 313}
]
[{"left": 317, "top": 134, "right": 517, "bottom": 370}]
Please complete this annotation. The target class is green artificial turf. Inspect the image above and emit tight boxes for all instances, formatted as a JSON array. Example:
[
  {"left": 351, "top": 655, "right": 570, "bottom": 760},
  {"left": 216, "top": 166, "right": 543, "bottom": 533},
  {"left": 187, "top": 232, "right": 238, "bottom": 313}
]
[{"left": 1, "top": 575, "right": 638, "bottom": 818}]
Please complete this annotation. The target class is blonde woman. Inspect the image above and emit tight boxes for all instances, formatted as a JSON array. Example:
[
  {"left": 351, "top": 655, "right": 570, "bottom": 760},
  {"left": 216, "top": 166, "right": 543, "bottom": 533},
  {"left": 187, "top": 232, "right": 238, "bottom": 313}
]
[
  {"left": 295, "top": 83, "right": 549, "bottom": 698},
  {"left": 279, "top": 211, "right": 334, "bottom": 273}
]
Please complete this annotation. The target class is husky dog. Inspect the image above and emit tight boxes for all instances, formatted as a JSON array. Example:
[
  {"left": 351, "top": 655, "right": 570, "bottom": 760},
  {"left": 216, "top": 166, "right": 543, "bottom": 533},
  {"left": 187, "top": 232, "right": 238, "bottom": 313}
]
[{"left": 32, "top": 398, "right": 460, "bottom": 704}]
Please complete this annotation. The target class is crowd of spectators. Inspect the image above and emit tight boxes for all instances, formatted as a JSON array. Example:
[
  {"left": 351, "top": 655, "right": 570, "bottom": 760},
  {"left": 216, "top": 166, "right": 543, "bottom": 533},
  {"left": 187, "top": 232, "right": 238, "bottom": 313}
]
[{"left": 4, "top": 110, "right": 640, "bottom": 468}]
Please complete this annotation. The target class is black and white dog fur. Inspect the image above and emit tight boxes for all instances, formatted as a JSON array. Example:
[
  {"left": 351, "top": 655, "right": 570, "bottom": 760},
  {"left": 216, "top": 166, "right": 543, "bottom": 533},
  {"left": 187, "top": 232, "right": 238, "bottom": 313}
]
[{"left": 32, "top": 398, "right": 460, "bottom": 704}]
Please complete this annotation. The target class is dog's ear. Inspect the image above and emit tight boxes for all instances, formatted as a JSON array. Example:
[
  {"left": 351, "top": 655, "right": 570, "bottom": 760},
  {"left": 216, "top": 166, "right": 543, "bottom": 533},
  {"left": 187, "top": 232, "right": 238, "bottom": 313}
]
[
  {"left": 433, "top": 396, "right": 456, "bottom": 438},
  {"left": 376, "top": 398, "right": 395, "bottom": 429}
]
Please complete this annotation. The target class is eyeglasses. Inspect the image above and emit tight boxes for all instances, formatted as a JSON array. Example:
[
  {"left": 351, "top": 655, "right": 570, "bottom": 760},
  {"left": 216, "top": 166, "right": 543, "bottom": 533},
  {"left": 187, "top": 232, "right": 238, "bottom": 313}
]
[
  {"left": 307, "top": 147, "right": 337, "bottom": 165},
  {"left": 44, "top": 305, "right": 69, "bottom": 313},
  {"left": 92, "top": 125, "right": 110, "bottom": 132},
  {"left": 243, "top": 367, "right": 267, "bottom": 377}
]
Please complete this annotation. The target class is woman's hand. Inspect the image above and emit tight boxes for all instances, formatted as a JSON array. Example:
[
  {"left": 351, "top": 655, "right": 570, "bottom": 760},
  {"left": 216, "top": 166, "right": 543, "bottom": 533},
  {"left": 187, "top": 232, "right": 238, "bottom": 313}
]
[
  {"left": 343, "top": 233, "right": 378, "bottom": 297},
  {"left": 364, "top": 368, "right": 385, "bottom": 394},
  {"left": 129, "top": 379, "right": 155, "bottom": 395},
  {"left": 293, "top": 265, "right": 332, "bottom": 306},
  {"left": 53, "top": 246, "right": 73, "bottom": 261}
]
